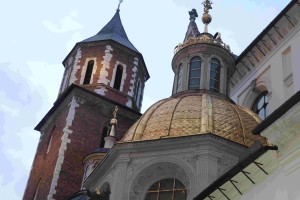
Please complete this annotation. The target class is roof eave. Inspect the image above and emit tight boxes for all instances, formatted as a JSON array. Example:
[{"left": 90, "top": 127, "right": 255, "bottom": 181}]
[
  {"left": 235, "top": 0, "right": 298, "bottom": 64},
  {"left": 35, "top": 84, "right": 142, "bottom": 131},
  {"left": 193, "top": 142, "right": 278, "bottom": 200}
]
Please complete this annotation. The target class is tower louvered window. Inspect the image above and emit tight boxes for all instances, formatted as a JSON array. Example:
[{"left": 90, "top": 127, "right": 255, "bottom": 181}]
[
  {"left": 114, "top": 65, "right": 123, "bottom": 90},
  {"left": 209, "top": 58, "right": 221, "bottom": 92},
  {"left": 83, "top": 60, "right": 94, "bottom": 84},
  {"left": 177, "top": 64, "right": 183, "bottom": 92},
  {"left": 188, "top": 57, "right": 201, "bottom": 90}
]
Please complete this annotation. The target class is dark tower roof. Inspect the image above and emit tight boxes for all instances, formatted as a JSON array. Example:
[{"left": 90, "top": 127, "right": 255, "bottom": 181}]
[{"left": 81, "top": 10, "right": 139, "bottom": 53}]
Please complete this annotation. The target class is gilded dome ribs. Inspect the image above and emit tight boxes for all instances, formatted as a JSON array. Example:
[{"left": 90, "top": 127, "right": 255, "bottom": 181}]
[
  {"left": 132, "top": 99, "right": 167, "bottom": 140},
  {"left": 167, "top": 97, "right": 185, "bottom": 137},
  {"left": 226, "top": 101, "right": 246, "bottom": 145},
  {"left": 122, "top": 92, "right": 267, "bottom": 147}
]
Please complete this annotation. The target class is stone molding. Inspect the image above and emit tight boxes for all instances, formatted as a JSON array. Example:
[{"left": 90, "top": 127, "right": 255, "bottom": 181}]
[{"left": 47, "top": 96, "right": 79, "bottom": 200}]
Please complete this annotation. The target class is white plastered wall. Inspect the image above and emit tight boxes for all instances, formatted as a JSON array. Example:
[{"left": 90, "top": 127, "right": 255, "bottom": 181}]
[
  {"left": 240, "top": 102, "right": 300, "bottom": 200},
  {"left": 231, "top": 25, "right": 300, "bottom": 114}
]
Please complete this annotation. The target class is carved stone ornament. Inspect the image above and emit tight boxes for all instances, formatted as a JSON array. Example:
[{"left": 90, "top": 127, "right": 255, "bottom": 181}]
[
  {"left": 217, "top": 157, "right": 235, "bottom": 176},
  {"left": 127, "top": 160, "right": 146, "bottom": 178},
  {"left": 174, "top": 34, "right": 231, "bottom": 54},
  {"left": 182, "top": 155, "right": 198, "bottom": 168}
]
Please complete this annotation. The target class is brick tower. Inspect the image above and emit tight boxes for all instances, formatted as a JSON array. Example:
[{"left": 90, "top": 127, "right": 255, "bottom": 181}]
[{"left": 23, "top": 8, "right": 149, "bottom": 200}]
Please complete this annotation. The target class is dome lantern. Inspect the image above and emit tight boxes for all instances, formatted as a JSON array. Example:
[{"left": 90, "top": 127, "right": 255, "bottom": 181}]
[
  {"left": 172, "top": 1, "right": 235, "bottom": 97},
  {"left": 121, "top": 1, "right": 268, "bottom": 148}
]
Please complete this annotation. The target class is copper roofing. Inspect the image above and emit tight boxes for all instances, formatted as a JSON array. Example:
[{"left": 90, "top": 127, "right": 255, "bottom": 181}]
[
  {"left": 122, "top": 92, "right": 267, "bottom": 147},
  {"left": 81, "top": 10, "right": 139, "bottom": 53}
]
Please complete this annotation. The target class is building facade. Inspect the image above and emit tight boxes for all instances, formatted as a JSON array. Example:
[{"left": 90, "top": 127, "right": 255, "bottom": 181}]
[{"left": 24, "top": 0, "right": 300, "bottom": 200}]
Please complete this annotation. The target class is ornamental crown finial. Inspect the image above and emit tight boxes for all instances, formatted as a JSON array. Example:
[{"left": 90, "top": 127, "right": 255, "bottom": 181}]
[
  {"left": 202, "top": 0, "right": 213, "bottom": 14},
  {"left": 201, "top": 0, "right": 213, "bottom": 32}
]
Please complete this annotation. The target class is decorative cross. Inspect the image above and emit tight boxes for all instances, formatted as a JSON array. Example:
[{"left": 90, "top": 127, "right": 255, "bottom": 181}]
[
  {"left": 117, "top": 0, "right": 123, "bottom": 11},
  {"left": 202, "top": 0, "right": 213, "bottom": 14}
]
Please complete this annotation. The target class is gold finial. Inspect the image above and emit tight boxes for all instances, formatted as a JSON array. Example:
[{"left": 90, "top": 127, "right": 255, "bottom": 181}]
[
  {"left": 201, "top": 0, "right": 213, "bottom": 32},
  {"left": 117, "top": 0, "right": 123, "bottom": 12},
  {"left": 95, "top": 187, "right": 101, "bottom": 195}
]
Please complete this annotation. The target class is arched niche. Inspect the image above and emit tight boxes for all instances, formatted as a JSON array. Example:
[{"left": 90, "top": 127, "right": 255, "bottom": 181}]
[
  {"left": 128, "top": 162, "right": 191, "bottom": 200},
  {"left": 242, "top": 78, "right": 271, "bottom": 109}
]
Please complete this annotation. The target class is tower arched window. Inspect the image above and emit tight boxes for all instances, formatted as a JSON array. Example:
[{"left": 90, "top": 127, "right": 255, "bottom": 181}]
[
  {"left": 113, "top": 65, "right": 123, "bottom": 90},
  {"left": 188, "top": 57, "right": 201, "bottom": 90},
  {"left": 252, "top": 91, "right": 269, "bottom": 120},
  {"left": 135, "top": 81, "right": 140, "bottom": 101},
  {"left": 177, "top": 64, "right": 183, "bottom": 92},
  {"left": 33, "top": 178, "right": 41, "bottom": 200},
  {"left": 83, "top": 60, "right": 94, "bottom": 84},
  {"left": 46, "top": 125, "right": 56, "bottom": 154},
  {"left": 209, "top": 58, "right": 221, "bottom": 92},
  {"left": 145, "top": 178, "right": 187, "bottom": 200}
]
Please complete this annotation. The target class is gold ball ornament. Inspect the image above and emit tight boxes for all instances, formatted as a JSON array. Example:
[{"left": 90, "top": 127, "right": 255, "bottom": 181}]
[{"left": 202, "top": 13, "right": 212, "bottom": 24}]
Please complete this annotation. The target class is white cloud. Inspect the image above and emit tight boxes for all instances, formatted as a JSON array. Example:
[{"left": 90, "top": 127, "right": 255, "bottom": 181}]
[
  {"left": 0, "top": 175, "right": 22, "bottom": 199},
  {"left": 0, "top": 105, "right": 19, "bottom": 117},
  {"left": 0, "top": 61, "right": 61, "bottom": 198},
  {"left": 43, "top": 10, "right": 84, "bottom": 33},
  {"left": 66, "top": 31, "right": 83, "bottom": 51}
]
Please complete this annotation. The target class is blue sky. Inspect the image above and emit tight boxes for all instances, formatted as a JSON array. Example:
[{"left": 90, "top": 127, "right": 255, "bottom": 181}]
[{"left": 0, "top": 0, "right": 288, "bottom": 199}]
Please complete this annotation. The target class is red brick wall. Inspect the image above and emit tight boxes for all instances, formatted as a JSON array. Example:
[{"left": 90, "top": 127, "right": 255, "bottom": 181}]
[
  {"left": 24, "top": 93, "right": 141, "bottom": 200},
  {"left": 23, "top": 102, "right": 70, "bottom": 200}
]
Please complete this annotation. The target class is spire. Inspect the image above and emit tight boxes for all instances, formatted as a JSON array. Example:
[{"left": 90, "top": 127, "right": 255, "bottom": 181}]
[
  {"left": 81, "top": 9, "right": 139, "bottom": 53},
  {"left": 201, "top": 0, "right": 213, "bottom": 33},
  {"left": 184, "top": 9, "right": 200, "bottom": 42},
  {"left": 104, "top": 106, "right": 119, "bottom": 149}
]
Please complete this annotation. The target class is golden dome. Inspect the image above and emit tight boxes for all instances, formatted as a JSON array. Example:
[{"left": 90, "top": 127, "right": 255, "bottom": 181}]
[{"left": 122, "top": 92, "right": 267, "bottom": 147}]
